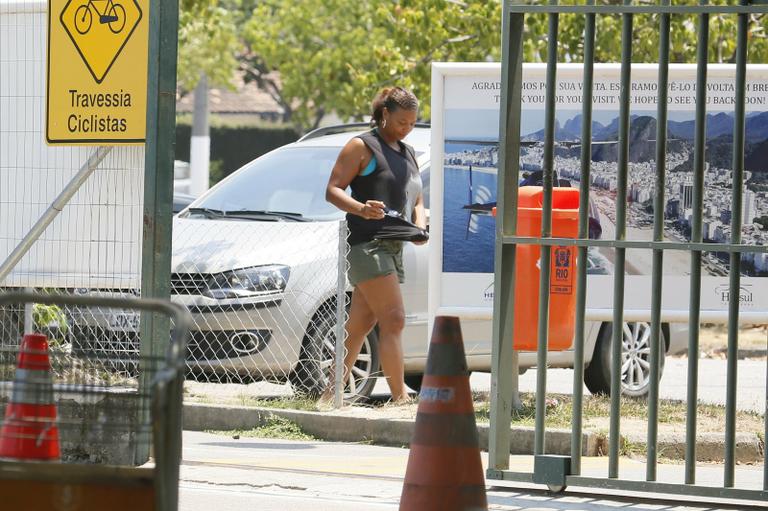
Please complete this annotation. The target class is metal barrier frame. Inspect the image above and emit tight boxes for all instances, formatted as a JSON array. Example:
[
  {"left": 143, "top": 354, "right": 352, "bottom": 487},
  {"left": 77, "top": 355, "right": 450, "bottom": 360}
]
[
  {"left": 0, "top": 291, "right": 191, "bottom": 511},
  {"left": 489, "top": 0, "right": 768, "bottom": 504}
]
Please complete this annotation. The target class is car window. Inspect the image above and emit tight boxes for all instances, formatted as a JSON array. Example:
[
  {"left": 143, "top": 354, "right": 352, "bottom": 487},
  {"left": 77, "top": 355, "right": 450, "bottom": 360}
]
[{"left": 191, "top": 147, "right": 345, "bottom": 221}]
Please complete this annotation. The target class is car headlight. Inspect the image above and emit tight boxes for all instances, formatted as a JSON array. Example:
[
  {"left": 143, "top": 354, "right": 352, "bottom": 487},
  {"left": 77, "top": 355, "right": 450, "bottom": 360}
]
[{"left": 204, "top": 265, "right": 290, "bottom": 299}]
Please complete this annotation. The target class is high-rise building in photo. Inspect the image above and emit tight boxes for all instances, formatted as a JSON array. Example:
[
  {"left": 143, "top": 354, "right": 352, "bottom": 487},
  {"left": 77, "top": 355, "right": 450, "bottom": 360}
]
[
  {"left": 680, "top": 176, "right": 694, "bottom": 211},
  {"left": 742, "top": 189, "right": 756, "bottom": 225}
]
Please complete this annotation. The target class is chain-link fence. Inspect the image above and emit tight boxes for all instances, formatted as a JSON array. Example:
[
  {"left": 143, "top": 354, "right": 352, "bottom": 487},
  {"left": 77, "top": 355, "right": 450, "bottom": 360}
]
[
  {"left": 0, "top": 0, "right": 364, "bottom": 405},
  {"left": 1, "top": 1, "right": 145, "bottom": 386},
  {"left": 69, "top": 220, "right": 370, "bottom": 401},
  {"left": 0, "top": 293, "right": 182, "bottom": 464},
  {"left": 2, "top": 229, "right": 366, "bottom": 404}
]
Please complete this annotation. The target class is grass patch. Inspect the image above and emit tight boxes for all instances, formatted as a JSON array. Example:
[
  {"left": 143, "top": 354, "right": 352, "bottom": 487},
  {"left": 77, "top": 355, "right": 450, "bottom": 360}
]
[
  {"left": 207, "top": 414, "right": 316, "bottom": 441},
  {"left": 473, "top": 392, "right": 765, "bottom": 436},
  {"left": 235, "top": 395, "right": 319, "bottom": 411}
]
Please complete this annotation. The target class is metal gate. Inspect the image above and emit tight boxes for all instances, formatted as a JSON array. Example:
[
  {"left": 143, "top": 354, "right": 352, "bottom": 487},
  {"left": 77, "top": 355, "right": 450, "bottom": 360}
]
[{"left": 489, "top": 0, "right": 768, "bottom": 504}]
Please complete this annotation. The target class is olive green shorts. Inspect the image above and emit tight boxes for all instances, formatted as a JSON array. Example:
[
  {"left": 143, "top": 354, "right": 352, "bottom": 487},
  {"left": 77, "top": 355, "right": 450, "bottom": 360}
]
[{"left": 347, "top": 239, "right": 405, "bottom": 287}]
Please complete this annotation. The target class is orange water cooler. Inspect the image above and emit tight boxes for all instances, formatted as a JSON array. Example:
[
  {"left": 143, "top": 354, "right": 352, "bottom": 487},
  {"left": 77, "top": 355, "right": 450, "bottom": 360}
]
[{"left": 495, "top": 186, "right": 580, "bottom": 351}]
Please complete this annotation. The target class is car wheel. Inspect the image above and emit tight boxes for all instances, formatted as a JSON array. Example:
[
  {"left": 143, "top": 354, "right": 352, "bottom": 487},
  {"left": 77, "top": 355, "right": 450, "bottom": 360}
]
[
  {"left": 584, "top": 321, "right": 666, "bottom": 398},
  {"left": 289, "top": 308, "right": 380, "bottom": 402},
  {"left": 327, "top": 326, "right": 380, "bottom": 403}
]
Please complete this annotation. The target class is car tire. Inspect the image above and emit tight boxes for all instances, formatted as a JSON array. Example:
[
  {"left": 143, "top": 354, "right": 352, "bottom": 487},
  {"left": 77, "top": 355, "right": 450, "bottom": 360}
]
[
  {"left": 336, "top": 327, "right": 380, "bottom": 403},
  {"left": 583, "top": 321, "right": 666, "bottom": 398},
  {"left": 289, "top": 308, "right": 380, "bottom": 402}
]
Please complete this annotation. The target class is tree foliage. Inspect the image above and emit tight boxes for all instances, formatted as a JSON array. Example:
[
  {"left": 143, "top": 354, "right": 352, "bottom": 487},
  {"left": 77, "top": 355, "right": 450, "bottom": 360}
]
[
  {"left": 176, "top": 0, "right": 240, "bottom": 92},
  {"left": 177, "top": 0, "right": 768, "bottom": 132},
  {"left": 241, "top": 0, "right": 500, "bottom": 130},
  {"left": 524, "top": 1, "right": 768, "bottom": 65}
]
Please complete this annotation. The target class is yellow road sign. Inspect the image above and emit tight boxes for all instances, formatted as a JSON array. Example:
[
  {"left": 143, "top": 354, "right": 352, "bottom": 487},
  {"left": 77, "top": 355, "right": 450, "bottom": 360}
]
[{"left": 47, "top": 0, "right": 148, "bottom": 144}]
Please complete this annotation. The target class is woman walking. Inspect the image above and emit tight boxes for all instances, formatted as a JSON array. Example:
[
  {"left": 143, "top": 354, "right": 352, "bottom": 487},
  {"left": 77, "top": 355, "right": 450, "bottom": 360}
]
[{"left": 324, "top": 86, "right": 426, "bottom": 404}]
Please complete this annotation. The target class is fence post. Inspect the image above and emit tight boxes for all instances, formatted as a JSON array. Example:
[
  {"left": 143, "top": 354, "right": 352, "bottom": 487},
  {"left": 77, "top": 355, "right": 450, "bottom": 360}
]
[
  {"left": 334, "top": 221, "right": 348, "bottom": 408},
  {"left": 489, "top": 0, "right": 525, "bottom": 472},
  {"left": 140, "top": 0, "right": 179, "bottom": 466}
]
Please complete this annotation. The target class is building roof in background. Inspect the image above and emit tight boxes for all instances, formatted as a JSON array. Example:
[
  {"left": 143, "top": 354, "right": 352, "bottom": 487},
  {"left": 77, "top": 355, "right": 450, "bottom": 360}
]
[{"left": 176, "top": 73, "right": 284, "bottom": 116}]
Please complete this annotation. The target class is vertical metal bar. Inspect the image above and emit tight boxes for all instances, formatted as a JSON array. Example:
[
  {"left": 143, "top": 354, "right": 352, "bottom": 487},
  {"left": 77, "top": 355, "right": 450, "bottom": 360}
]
[
  {"left": 534, "top": 0, "right": 559, "bottom": 457},
  {"left": 570, "top": 0, "right": 596, "bottom": 475},
  {"left": 647, "top": 1, "right": 671, "bottom": 482},
  {"left": 609, "top": 0, "right": 633, "bottom": 479},
  {"left": 489, "top": 2, "right": 525, "bottom": 471},
  {"left": 24, "top": 289, "right": 33, "bottom": 334},
  {"left": 725, "top": 1, "right": 748, "bottom": 488},
  {"left": 334, "top": 221, "right": 347, "bottom": 409},
  {"left": 140, "top": 0, "right": 180, "bottom": 480},
  {"left": 685, "top": 0, "right": 710, "bottom": 486}
]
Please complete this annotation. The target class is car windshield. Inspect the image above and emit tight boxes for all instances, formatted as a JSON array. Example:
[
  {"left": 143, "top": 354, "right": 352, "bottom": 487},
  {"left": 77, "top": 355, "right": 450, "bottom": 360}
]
[{"left": 188, "top": 146, "right": 345, "bottom": 221}]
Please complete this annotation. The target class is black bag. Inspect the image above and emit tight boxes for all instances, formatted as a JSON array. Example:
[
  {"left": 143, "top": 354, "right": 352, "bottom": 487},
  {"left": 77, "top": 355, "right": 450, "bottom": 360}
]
[{"left": 374, "top": 209, "right": 429, "bottom": 242}]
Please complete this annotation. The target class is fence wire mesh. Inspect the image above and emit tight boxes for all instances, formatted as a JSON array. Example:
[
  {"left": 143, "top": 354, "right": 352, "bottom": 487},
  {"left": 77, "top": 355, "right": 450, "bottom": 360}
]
[
  {"left": 0, "top": 0, "right": 361, "bottom": 403},
  {"left": 2, "top": 230, "right": 359, "bottom": 402},
  {"left": 0, "top": 0, "right": 158, "bottom": 399},
  {"left": 161, "top": 219, "right": 358, "bottom": 399}
]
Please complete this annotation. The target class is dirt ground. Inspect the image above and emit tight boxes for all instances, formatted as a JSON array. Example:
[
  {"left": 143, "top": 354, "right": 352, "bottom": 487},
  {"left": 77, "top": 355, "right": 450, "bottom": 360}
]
[{"left": 695, "top": 324, "right": 767, "bottom": 358}]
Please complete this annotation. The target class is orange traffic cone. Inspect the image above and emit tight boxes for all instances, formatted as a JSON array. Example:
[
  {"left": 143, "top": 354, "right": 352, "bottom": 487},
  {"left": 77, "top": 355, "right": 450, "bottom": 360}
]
[
  {"left": 0, "top": 333, "right": 60, "bottom": 461},
  {"left": 400, "top": 316, "right": 487, "bottom": 511}
]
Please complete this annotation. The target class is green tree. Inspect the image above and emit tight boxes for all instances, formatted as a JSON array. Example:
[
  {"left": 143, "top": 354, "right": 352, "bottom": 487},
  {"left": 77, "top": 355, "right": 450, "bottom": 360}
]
[
  {"left": 242, "top": 0, "right": 500, "bottom": 131},
  {"left": 177, "top": 0, "right": 240, "bottom": 93},
  {"left": 523, "top": 1, "right": 768, "bottom": 64},
  {"left": 187, "top": 0, "right": 768, "bottom": 133}
]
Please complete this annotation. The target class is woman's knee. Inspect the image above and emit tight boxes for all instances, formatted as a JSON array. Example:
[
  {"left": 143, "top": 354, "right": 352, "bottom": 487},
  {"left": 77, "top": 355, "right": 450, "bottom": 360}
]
[{"left": 377, "top": 307, "right": 405, "bottom": 334}]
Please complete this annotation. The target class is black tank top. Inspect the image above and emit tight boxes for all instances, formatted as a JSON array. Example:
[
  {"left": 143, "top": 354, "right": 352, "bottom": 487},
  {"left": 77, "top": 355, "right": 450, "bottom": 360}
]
[{"left": 346, "top": 130, "right": 420, "bottom": 245}]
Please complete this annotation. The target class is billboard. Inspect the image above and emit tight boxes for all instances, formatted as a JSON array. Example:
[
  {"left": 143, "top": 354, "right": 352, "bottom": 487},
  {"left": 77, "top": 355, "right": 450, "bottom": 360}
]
[{"left": 429, "top": 63, "right": 768, "bottom": 323}]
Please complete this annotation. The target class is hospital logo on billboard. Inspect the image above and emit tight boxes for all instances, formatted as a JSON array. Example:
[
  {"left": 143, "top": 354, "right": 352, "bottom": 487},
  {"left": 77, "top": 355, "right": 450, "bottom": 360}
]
[
  {"left": 714, "top": 284, "right": 754, "bottom": 307},
  {"left": 483, "top": 282, "right": 494, "bottom": 303}
]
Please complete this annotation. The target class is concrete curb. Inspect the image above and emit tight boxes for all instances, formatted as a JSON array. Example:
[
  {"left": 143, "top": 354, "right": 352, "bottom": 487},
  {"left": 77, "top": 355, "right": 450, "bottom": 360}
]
[
  {"left": 186, "top": 403, "right": 604, "bottom": 457},
  {"left": 184, "top": 403, "right": 764, "bottom": 463}
]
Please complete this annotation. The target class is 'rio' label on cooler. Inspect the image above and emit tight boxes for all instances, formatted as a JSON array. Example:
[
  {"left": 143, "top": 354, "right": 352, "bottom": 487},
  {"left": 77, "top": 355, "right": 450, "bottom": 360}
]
[{"left": 551, "top": 246, "right": 574, "bottom": 295}]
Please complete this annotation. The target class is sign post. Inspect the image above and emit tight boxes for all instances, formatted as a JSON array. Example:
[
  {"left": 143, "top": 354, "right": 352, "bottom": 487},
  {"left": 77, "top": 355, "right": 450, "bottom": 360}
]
[{"left": 47, "top": 0, "right": 149, "bottom": 144}]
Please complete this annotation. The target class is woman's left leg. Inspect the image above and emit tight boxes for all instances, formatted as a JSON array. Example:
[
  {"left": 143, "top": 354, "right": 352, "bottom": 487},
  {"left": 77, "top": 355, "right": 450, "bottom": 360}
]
[{"left": 355, "top": 272, "right": 409, "bottom": 402}]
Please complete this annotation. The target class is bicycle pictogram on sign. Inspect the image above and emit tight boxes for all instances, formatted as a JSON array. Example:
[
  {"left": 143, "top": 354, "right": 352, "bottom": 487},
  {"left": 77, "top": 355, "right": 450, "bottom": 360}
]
[
  {"left": 74, "top": 0, "right": 126, "bottom": 35},
  {"left": 59, "top": 0, "right": 142, "bottom": 83}
]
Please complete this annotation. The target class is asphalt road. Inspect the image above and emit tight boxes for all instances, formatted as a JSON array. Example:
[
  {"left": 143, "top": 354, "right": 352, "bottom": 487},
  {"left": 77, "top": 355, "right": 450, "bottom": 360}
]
[{"left": 178, "top": 431, "right": 764, "bottom": 511}]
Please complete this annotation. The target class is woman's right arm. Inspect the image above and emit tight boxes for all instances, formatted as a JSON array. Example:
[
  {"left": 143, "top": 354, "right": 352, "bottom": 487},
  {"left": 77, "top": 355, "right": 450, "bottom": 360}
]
[{"left": 326, "top": 138, "right": 385, "bottom": 220}]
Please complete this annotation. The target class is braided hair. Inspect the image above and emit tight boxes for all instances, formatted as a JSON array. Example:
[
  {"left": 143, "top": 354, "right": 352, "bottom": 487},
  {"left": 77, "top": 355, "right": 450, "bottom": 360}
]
[{"left": 370, "top": 87, "right": 419, "bottom": 128}]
